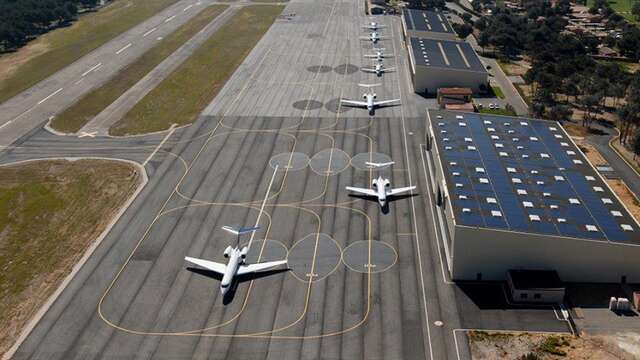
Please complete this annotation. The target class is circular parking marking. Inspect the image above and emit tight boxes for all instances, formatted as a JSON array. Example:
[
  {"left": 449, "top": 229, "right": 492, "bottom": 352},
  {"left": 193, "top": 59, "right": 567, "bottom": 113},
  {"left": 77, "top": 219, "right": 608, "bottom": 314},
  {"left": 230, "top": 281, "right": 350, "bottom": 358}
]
[
  {"left": 309, "top": 148, "right": 350, "bottom": 176},
  {"left": 325, "top": 98, "right": 352, "bottom": 113},
  {"left": 288, "top": 233, "right": 342, "bottom": 282},
  {"left": 292, "top": 99, "right": 323, "bottom": 111},
  {"left": 269, "top": 152, "right": 309, "bottom": 171},
  {"left": 334, "top": 63, "right": 359, "bottom": 75},
  {"left": 342, "top": 240, "right": 397, "bottom": 274},
  {"left": 239, "top": 239, "right": 288, "bottom": 263},
  {"left": 350, "top": 152, "right": 394, "bottom": 170},
  {"left": 307, "top": 65, "right": 333, "bottom": 73}
]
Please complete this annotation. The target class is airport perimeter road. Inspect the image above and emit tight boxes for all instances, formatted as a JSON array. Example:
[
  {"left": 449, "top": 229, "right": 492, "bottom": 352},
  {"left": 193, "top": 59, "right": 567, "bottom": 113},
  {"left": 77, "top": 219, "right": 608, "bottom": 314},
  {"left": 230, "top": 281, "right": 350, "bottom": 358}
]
[
  {"left": 481, "top": 57, "right": 529, "bottom": 116},
  {"left": 0, "top": 0, "right": 220, "bottom": 145}
]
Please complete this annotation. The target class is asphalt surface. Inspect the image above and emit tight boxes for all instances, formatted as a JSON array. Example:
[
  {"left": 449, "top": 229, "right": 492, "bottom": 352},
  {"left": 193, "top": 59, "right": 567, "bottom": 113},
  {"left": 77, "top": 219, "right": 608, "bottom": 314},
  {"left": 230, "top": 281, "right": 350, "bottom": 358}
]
[
  {"left": 2, "top": 0, "right": 574, "bottom": 359},
  {"left": 0, "top": 0, "right": 224, "bottom": 144}
]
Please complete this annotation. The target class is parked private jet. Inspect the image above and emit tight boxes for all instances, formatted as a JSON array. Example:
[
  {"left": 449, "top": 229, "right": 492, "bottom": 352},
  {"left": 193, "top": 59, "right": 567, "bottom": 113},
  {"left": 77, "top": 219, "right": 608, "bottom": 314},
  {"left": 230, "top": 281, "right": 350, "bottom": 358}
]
[
  {"left": 364, "top": 48, "right": 394, "bottom": 62},
  {"left": 185, "top": 226, "right": 287, "bottom": 296},
  {"left": 346, "top": 177, "right": 416, "bottom": 208},
  {"left": 360, "top": 31, "right": 386, "bottom": 44},
  {"left": 362, "top": 21, "right": 386, "bottom": 31},
  {"left": 362, "top": 63, "right": 396, "bottom": 76},
  {"left": 340, "top": 84, "right": 400, "bottom": 115}
]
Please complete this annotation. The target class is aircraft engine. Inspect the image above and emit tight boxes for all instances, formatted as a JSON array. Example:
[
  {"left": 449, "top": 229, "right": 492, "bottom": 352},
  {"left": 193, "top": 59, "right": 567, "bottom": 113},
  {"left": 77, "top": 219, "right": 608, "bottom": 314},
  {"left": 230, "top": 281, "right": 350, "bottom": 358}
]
[
  {"left": 240, "top": 247, "right": 249, "bottom": 260},
  {"left": 223, "top": 246, "right": 232, "bottom": 258},
  {"left": 383, "top": 179, "right": 390, "bottom": 187},
  {"left": 373, "top": 94, "right": 377, "bottom": 99},
  {"left": 363, "top": 94, "right": 367, "bottom": 99},
  {"left": 372, "top": 178, "right": 378, "bottom": 188}
]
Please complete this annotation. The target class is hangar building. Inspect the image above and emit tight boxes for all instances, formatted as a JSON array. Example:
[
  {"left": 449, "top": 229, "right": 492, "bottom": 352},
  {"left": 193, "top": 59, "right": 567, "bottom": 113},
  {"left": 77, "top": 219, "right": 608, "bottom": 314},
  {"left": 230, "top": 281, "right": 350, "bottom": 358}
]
[
  {"left": 401, "top": 8, "right": 457, "bottom": 40},
  {"left": 408, "top": 38, "right": 489, "bottom": 94},
  {"left": 424, "top": 109, "right": 640, "bottom": 283}
]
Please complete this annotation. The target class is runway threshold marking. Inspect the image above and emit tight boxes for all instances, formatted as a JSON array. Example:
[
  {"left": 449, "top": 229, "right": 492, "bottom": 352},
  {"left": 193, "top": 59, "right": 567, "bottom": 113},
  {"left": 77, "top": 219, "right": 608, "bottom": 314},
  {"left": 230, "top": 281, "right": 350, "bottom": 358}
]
[
  {"left": 143, "top": 27, "right": 157, "bottom": 37},
  {"left": 142, "top": 124, "right": 176, "bottom": 166},
  {"left": 116, "top": 43, "right": 132, "bottom": 55},
  {"left": 82, "top": 63, "right": 102, "bottom": 77},
  {"left": 37, "top": 88, "right": 64, "bottom": 105}
]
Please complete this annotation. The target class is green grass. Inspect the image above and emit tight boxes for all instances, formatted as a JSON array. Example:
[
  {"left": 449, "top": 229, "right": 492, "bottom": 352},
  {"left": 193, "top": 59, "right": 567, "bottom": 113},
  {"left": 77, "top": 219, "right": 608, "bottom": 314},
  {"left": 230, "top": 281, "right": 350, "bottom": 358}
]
[
  {"left": 0, "top": 160, "right": 140, "bottom": 355},
  {"left": 479, "top": 107, "right": 517, "bottom": 116},
  {"left": 587, "top": 0, "right": 638, "bottom": 22},
  {"left": 0, "top": 0, "right": 182, "bottom": 103},
  {"left": 537, "top": 336, "right": 568, "bottom": 356},
  {"left": 50, "top": 5, "right": 228, "bottom": 133},
  {"left": 110, "top": 5, "right": 284, "bottom": 136},
  {"left": 491, "top": 85, "right": 506, "bottom": 99}
]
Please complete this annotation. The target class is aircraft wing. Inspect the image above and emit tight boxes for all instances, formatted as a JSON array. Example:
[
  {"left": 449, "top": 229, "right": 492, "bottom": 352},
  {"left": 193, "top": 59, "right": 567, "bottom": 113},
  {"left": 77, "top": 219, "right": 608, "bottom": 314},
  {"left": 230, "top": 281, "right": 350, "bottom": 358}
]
[
  {"left": 237, "top": 260, "right": 287, "bottom": 275},
  {"left": 373, "top": 99, "right": 400, "bottom": 106},
  {"left": 365, "top": 161, "right": 394, "bottom": 168},
  {"left": 388, "top": 186, "right": 416, "bottom": 196},
  {"left": 383, "top": 67, "right": 396, "bottom": 72},
  {"left": 185, "top": 257, "right": 226, "bottom": 275},
  {"left": 363, "top": 55, "right": 378, "bottom": 58},
  {"left": 359, "top": 36, "right": 371, "bottom": 40},
  {"left": 340, "top": 99, "right": 367, "bottom": 107},
  {"left": 361, "top": 67, "right": 377, "bottom": 73},
  {"left": 346, "top": 186, "right": 377, "bottom": 196}
]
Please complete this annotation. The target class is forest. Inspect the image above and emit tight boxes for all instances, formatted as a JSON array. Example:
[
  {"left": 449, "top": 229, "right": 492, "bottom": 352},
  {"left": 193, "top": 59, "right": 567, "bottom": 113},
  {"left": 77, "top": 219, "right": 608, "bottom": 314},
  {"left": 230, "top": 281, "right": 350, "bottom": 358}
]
[{"left": 0, "top": 0, "right": 102, "bottom": 52}]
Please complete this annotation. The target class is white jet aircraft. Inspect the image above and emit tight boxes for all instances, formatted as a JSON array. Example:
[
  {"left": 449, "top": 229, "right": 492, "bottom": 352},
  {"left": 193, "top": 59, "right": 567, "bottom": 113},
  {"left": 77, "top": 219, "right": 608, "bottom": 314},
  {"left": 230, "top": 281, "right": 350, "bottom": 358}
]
[
  {"left": 185, "top": 226, "right": 287, "bottom": 296},
  {"left": 364, "top": 48, "right": 394, "bottom": 62},
  {"left": 340, "top": 84, "right": 400, "bottom": 115},
  {"left": 346, "top": 176, "right": 416, "bottom": 208},
  {"left": 360, "top": 31, "right": 387, "bottom": 44},
  {"left": 362, "top": 63, "right": 396, "bottom": 76},
  {"left": 362, "top": 21, "right": 386, "bottom": 31},
  {"left": 365, "top": 161, "right": 395, "bottom": 168}
]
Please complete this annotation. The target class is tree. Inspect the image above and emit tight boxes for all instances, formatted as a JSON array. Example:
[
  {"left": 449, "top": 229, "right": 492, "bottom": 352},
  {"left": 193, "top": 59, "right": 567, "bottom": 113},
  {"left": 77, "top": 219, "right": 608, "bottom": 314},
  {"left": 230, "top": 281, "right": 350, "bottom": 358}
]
[
  {"left": 633, "top": 130, "right": 640, "bottom": 160},
  {"left": 632, "top": 1, "right": 640, "bottom": 21},
  {"left": 452, "top": 23, "right": 473, "bottom": 39}
]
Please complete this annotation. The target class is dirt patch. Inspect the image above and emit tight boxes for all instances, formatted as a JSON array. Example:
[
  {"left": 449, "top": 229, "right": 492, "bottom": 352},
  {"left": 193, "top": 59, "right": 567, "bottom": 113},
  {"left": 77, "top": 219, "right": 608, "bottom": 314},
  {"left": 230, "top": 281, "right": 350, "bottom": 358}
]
[
  {"left": 499, "top": 60, "right": 529, "bottom": 76},
  {"left": 469, "top": 331, "right": 636, "bottom": 359},
  {"left": 607, "top": 179, "right": 640, "bottom": 222},
  {"left": 574, "top": 140, "right": 607, "bottom": 165},
  {"left": 0, "top": 159, "right": 141, "bottom": 357},
  {"left": 0, "top": 41, "right": 50, "bottom": 83}
]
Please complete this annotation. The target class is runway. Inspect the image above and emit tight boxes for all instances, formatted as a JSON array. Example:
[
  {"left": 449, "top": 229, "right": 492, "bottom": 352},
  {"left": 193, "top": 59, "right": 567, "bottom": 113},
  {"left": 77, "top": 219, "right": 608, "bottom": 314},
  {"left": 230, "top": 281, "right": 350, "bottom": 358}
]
[{"left": 3, "top": 0, "right": 572, "bottom": 358}]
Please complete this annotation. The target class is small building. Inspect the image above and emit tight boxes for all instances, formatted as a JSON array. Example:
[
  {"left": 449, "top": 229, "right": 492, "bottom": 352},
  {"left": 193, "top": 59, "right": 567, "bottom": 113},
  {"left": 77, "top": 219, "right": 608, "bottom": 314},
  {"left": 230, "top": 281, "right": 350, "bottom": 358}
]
[
  {"left": 407, "top": 38, "right": 489, "bottom": 95},
  {"left": 507, "top": 270, "right": 565, "bottom": 303},
  {"left": 401, "top": 8, "right": 457, "bottom": 41},
  {"left": 438, "top": 87, "right": 473, "bottom": 105}
]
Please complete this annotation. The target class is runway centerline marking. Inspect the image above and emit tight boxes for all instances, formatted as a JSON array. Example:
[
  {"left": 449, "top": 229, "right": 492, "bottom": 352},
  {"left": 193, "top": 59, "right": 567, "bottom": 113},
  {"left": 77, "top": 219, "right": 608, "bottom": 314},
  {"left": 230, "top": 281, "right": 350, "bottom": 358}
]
[
  {"left": 183, "top": 4, "right": 193, "bottom": 11},
  {"left": 116, "top": 43, "right": 132, "bottom": 55},
  {"left": 165, "top": 15, "right": 176, "bottom": 23},
  {"left": 142, "top": 124, "right": 176, "bottom": 166},
  {"left": 143, "top": 27, "right": 157, "bottom": 37},
  {"left": 37, "top": 88, "right": 63, "bottom": 105},
  {"left": 82, "top": 63, "right": 102, "bottom": 77}
]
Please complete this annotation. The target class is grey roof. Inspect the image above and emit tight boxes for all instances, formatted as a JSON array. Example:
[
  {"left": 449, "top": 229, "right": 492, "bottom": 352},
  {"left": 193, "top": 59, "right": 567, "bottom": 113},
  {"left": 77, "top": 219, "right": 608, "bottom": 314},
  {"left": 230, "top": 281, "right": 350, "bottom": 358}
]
[
  {"left": 403, "top": 8, "right": 454, "bottom": 34},
  {"left": 410, "top": 37, "right": 487, "bottom": 73},
  {"left": 428, "top": 109, "right": 640, "bottom": 244}
]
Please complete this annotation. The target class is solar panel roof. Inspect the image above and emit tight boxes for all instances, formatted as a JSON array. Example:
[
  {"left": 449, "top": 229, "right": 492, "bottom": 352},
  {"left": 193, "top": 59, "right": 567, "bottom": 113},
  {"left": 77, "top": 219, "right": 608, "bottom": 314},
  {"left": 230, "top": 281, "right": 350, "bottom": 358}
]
[
  {"left": 402, "top": 8, "right": 454, "bottom": 34},
  {"left": 428, "top": 109, "right": 640, "bottom": 244},
  {"left": 410, "top": 37, "right": 487, "bottom": 73}
]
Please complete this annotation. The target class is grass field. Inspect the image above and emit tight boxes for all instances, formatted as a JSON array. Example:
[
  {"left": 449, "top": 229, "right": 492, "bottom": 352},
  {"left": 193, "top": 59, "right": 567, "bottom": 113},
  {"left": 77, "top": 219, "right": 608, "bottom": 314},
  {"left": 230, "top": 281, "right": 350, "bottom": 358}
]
[
  {"left": 587, "top": 0, "right": 638, "bottom": 22},
  {"left": 491, "top": 85, "right": 505, "bottom": 99},
  {"left": 0, "top": 160, "right": 140, "bottom": 356},
  {"left": 50, "top": 5, "right": 228, "bottom": 133},
  {"left": 0, "top": 0, "right": 181, "bottom": 104},
  {"left": 110, "top": 5, "right": 284, "bottom": 136}
]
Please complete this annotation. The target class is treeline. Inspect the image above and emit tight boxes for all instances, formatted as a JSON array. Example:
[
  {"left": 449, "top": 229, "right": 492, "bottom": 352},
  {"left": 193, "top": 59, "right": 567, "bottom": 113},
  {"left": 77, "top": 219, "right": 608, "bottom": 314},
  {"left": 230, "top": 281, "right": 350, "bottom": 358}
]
[{"left": 0, "top": 0, "right": 102, "bottom": 52}]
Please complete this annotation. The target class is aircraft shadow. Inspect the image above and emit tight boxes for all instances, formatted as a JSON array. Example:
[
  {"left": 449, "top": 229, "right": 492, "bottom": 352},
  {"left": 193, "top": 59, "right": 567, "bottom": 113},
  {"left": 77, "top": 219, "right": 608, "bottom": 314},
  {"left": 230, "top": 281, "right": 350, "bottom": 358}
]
[{"left": 348, "top": 193, "right": 419, "bottom": 214}]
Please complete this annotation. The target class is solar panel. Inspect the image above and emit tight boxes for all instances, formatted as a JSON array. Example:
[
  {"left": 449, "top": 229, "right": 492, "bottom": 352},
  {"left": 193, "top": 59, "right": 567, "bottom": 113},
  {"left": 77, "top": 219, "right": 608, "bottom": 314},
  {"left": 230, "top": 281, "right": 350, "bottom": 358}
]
[{"left": 428, "top": 109, "right": 639, "bottom": 243}]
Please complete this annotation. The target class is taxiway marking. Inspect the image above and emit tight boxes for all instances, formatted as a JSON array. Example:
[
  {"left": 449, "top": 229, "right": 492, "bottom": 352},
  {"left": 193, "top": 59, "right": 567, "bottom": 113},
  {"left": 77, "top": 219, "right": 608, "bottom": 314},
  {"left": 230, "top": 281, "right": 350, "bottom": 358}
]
[
  {"left": 82, "top": 63, "right": 102, "bottom": 77},
  {"left": 116, "top": 43, "right": 132, "bottom": 55},
  {"left": 143, "top": 27, "right": 157, "bottom": 37},
  {"left": 183, "top": 4, "right": 193, "bottom": 11},
  {"left": 142, "top": 124, "right": 176, "bottom": 166},
  {"left": 78, "top": 131, "right": 97, "bottom": 138},
  {"left": 165, "top": 15, "right": 176, "bottom": 23},
  {"left": 37, "top": 88, "right": 63, "bottom": 105}
]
